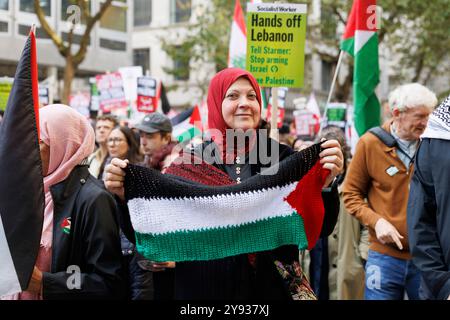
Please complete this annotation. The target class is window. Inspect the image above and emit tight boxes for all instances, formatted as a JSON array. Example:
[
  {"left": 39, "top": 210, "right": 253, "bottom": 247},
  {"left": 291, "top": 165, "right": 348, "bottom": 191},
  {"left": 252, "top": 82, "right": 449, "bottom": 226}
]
[
  {"left": 18, "top": 24, "right": 50, "bottom": 38},
  {"left": 62, "top": 32, "right": 90, "bottom": 45},
  {"left": 99, "top": 38, "right": 126, "bottom": 51},
  {"left": 134, "top": 0, "right": 151, "bottom": 27},
  {"left": 0, "top": 0, "right": 8, "bottom": 10},
  {"left": 321, "top": 60, "right": 333, "bottom": 92},
  {"left": 0, "top": 21, "right": 7, "bottom": 32},
  {"left": 171, "top": 0, "right": 191, "bottom": 24},
  {"left": 20, "top": 0, "right": 51, "bottom": 16},
  {"left": 133, "top": 48, "right": 150, "bottom": 73},
  {"left": 100, "top": 1, "right": 127, "bottom": 32},
  {"left": 61, "top": 0, "right": 90, "bottom": 24}
]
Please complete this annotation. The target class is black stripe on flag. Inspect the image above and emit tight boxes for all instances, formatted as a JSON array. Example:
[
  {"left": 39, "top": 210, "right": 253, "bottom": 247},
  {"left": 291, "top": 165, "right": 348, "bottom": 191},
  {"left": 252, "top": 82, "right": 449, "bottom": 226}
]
[
  {"left": 170, "top": 106, "right": 194, "bottom": 126},
  {"left": 0, "top": 33, "right": 44, "bottom": 295},
  {"left": 124, "top": 143, "right": 322, "bottom": 201}
]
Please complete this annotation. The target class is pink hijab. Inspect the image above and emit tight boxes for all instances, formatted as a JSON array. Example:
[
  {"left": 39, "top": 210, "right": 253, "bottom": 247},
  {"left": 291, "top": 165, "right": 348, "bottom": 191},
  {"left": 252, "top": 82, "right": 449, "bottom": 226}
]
[
  {"left": 40, "top": 104, "right": 95, "bottom": 249},
  {"left": 3, "top": 104, "right": 94, "bottom": 300}
]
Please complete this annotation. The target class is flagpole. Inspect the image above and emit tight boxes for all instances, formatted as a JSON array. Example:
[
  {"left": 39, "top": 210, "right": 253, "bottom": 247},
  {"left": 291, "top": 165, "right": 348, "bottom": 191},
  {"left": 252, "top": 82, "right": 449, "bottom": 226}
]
[
  {"left": 269, "top": 87, "right": 279, "bottom": 141},
  {"left": 318, "top": 50, "right": 344, "bottom": 136}
]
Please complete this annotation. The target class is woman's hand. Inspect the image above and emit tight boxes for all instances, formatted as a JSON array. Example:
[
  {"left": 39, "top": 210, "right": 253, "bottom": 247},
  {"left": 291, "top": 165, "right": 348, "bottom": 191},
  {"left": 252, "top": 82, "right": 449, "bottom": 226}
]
[
  {"left": 25, "top": 266, "right": 43, "bottom": 294},
  {"left": 149, "top": 261, "right": 176, "bottom": 272},
  {"left": 104, "top": 158, "right": 129, "bottom": 201},
  {"left": 319, "top": 139, "right": 344, "bottom": 187}
]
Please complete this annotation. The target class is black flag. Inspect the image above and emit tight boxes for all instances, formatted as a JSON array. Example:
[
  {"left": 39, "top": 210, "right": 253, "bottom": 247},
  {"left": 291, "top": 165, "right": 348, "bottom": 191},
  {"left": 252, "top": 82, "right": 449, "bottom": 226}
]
[
  {"left": 160, "top": 82, "right": 171, "bottom": 114},
  {"left": 0, "top": 28, "right": 44, "bottom": 296}
]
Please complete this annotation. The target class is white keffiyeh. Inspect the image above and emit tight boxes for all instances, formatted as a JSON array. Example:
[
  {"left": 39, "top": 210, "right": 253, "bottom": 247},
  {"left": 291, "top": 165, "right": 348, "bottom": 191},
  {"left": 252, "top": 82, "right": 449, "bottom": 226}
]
[{"left": 421, "top": 95, "right": 450, "bottom": 140}]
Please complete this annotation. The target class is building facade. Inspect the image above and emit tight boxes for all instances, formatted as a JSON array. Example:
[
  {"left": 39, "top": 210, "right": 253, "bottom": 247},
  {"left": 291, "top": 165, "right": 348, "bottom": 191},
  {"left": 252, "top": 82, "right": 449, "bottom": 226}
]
[{"left": 0, "top": 0, "right": 132, "bottom": 100}]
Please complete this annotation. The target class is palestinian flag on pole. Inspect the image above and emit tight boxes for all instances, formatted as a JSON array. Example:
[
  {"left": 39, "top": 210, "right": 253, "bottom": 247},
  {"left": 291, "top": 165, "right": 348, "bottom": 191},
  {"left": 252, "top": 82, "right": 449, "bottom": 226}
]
[
  {"left": 340, "top": 0, "right": 380, "bottom": 136},
  {"left": 0, "top": 28, "right": 44, "bottom": 296},
  {"left": 124, "top": 143, "right": 328, "bottom": 262},
  {"left": 171, "top": 105, "right": 203, "bottom": 143}
]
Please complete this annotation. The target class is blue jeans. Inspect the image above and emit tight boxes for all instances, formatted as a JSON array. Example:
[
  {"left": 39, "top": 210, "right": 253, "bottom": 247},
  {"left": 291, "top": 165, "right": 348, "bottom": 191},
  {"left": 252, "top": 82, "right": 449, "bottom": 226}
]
[{"left": 364, "top": 250, "right": 421, "bottom": 300}]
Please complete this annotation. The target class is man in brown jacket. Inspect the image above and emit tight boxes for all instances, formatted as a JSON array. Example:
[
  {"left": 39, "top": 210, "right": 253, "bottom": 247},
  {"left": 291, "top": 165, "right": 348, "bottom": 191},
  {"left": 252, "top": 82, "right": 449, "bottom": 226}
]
[{"left": 343, "top": 83, "right": 437, "bottom": 300}]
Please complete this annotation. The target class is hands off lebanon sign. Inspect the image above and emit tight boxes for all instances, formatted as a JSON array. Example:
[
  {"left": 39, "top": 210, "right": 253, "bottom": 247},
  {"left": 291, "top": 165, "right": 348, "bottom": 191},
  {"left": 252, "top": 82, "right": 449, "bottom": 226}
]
[{"left": 246, "top": 3, "right": 307, "bottom": 88}]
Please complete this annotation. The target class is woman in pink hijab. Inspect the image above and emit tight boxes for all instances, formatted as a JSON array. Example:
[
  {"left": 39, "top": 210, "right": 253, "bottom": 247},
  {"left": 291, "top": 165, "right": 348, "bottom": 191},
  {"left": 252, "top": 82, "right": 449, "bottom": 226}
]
[{"left": 13, "top": 104, "right": 123, "bottom": 299}]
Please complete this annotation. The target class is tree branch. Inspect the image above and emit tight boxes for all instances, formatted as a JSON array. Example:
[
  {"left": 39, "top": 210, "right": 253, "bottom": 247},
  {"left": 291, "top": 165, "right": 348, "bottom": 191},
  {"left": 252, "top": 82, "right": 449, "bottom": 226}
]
[
  {"left": 77, "top": 0, "right": 91, "bottom": 21},
  {"left": 34, "top": 0, "right": 68, "bottom": 56},
  {"left": 332, "top": 6, "right": 346, "bottom": 25},
  {"left": 67, "top": 19, "right": 77, "bottom": 56},
  {"left": 412, "top": 51, "right": 426, "bottom": 82},
  {"left": 74, "top": 0, "right": 113, "bottom": 65}
]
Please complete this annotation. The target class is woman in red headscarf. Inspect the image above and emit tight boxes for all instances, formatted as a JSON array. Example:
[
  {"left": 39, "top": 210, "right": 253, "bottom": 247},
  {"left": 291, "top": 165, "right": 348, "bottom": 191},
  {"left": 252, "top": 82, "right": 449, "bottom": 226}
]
[{"left": 105, "top": 68, "right": 343, "bottom": 300}]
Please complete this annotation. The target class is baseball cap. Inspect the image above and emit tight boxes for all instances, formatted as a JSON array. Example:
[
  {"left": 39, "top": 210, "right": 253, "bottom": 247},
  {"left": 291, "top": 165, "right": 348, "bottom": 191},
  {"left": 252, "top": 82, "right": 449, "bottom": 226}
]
[{"left": 135, "top": 112, "right": 172, "bottom": 134}]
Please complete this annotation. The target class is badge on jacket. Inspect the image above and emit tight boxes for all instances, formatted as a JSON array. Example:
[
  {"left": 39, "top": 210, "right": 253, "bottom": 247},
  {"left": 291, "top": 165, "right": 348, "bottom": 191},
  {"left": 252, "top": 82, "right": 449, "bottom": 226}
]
[
  {"left": 386, "top": 165, "right": 399, "bottom": 176},
  {"left": 61, "top": 217, "right": 71, "bottom": 234}
]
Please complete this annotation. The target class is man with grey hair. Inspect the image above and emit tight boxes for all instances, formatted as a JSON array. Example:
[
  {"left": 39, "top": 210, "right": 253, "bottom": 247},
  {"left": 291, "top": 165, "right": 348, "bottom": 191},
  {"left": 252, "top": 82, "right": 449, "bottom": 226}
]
[{"left": 343, "top": 83, "right": 438, "bottom": 300}]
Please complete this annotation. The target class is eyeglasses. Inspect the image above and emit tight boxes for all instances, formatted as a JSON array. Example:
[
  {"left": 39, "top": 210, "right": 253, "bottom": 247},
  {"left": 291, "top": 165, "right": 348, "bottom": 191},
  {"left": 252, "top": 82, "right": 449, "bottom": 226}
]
[{"left": 107, "top": 137, "right": 125, "bottom": 145}]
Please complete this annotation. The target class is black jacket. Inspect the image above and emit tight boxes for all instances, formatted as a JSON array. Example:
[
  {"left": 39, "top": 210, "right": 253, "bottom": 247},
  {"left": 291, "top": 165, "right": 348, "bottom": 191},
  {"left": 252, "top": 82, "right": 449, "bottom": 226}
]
[
  {"left": 42, "top": 165, "right": 124, "bottom": 300},
  {"left": 408, "top": 138, "right": 450, "bottom": 300}
]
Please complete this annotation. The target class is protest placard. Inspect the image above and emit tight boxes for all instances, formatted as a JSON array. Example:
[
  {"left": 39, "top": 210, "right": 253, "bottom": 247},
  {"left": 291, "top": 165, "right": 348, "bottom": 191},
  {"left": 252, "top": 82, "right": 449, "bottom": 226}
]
[{"left": 246, "top": 3, "right": 307, "bottom": 88}]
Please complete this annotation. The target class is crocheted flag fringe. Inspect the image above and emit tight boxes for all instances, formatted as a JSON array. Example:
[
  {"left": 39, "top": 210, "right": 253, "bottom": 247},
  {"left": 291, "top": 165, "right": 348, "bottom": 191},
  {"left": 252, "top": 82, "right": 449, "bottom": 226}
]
[{"left": 124, "top": 143, "right": 327, "bottom": 262}]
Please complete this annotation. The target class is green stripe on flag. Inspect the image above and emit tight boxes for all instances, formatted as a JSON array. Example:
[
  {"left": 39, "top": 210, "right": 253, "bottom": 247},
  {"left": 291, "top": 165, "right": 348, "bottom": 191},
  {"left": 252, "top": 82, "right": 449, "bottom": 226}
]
[
  {"left": 135, "top": 213, "right": 308, "bottom": 262},
  {"left": 353, "top": 34, "right": 380, "bottom": 136},
  {"left": 341, "top": 33, "right": 380, "bottom": 136},
  {"left": 340, "top": 37, "right": 354, "bottom": 57}
]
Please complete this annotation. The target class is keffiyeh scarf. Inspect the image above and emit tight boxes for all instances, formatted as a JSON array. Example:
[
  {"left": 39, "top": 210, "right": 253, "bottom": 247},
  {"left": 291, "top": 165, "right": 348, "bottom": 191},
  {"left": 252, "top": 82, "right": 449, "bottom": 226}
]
[{"left": 422, "top": 94, "right": 450, "bottom": 140}]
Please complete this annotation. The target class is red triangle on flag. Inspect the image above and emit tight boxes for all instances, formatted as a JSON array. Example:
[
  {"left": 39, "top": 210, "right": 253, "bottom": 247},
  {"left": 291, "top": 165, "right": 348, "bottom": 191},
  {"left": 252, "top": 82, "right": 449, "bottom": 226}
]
[
  {"left": 189, "top": 105, "right": 203, "bottom": 130},
  {"left": 342, "top": 0, "right": 377, "bottom": 40}
]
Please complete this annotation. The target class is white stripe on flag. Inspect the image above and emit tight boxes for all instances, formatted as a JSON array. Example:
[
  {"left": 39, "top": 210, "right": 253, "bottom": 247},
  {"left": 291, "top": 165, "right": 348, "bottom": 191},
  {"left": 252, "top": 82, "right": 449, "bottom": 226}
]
[
  {"left": 128, "top": 182, "right": 298, "bottom": 235},
  {"left": 354, "top": 30, "right": 375, "bottom": 54},
  {"left": 0, "top": 214, "right": 21, "bottom": 297},
  {"left": 228, "top": 22, "right": 247, "bottom": 68},
  {"left": 172, "top": 118, "right": 191, "bottom": 137}
]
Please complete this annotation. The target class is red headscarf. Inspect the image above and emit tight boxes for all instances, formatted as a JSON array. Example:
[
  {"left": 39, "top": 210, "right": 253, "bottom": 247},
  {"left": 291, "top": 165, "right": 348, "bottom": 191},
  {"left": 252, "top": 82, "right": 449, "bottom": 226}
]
[
  {"left": 206, "top": 68, "right": 262, "bottom": 162},
  {"left": 207, "top": 68, "right": 262, "bottom": 132}
]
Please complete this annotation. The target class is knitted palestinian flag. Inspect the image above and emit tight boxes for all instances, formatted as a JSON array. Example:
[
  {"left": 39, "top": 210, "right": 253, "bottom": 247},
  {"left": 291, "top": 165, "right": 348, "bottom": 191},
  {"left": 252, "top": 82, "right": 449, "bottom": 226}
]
[{"left": 124, "top": 143, "right": 328, "bottom": 262}]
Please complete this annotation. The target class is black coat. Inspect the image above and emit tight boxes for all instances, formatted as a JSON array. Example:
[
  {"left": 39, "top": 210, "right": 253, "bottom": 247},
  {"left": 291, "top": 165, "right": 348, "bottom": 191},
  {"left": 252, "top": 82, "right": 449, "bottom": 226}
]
[
  {"left": 408, "top": 138, "right": 450, "bottom": 300},
  {"left": 42, "top": 165, "right": 124, "bottom": 299}
]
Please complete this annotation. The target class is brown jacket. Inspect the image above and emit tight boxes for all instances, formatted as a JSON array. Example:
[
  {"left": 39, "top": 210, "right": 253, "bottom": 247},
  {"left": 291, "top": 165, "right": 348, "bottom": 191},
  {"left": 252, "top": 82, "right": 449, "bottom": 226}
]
[{"left": 342, "top": 121, "right": 413, "bottom": 260}]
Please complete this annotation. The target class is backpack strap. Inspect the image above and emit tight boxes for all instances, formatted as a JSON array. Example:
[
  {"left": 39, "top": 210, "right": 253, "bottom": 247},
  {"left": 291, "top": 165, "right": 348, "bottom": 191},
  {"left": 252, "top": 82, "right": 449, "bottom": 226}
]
[
  {"left": 368, "top": 126, "right": 414, "bottom": 162},
  {"left": 368, "top": 126, "right": 397, "bottom": 148}
]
